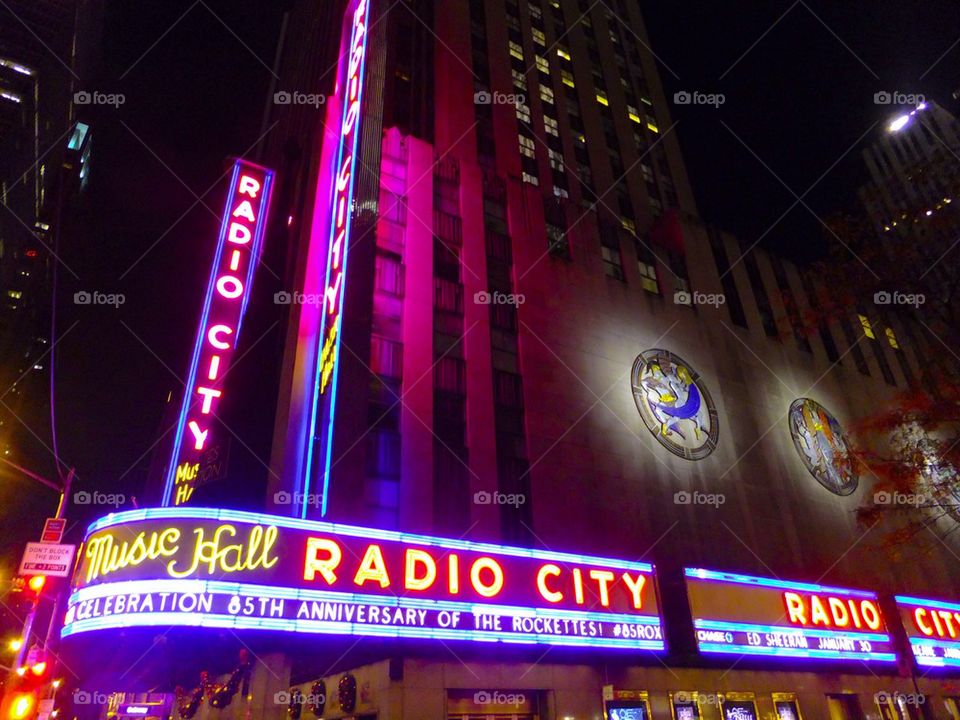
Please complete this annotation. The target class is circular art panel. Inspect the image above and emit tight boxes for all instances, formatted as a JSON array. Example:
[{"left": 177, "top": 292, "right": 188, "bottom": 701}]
[
  {"left": 631, "top": 349, "right": 719, "bottom": 460},
  {"left": 788, "top": 398, "right": 858, "bottom": 496}
]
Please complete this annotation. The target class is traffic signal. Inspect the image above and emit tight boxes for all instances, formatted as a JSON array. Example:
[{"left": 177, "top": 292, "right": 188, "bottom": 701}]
[
  {"left": 26, "top": 577, "right": 44, "bottom": 594},
  {"left": 7, "top": 692, "right": 35, "bottom": 720}
]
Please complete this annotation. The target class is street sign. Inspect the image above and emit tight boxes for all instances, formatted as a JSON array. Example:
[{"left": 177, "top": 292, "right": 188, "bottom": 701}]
[
  {"left": 41, "top": 518, "right": 66, "bottom": 544},
  {"left": 19, "top": 542, "right": 76, "bottom": 577}
]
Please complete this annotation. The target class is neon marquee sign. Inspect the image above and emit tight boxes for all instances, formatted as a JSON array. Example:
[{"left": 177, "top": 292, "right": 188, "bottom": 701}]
[
  {"left": 896, "top": 595, "right": 960, "bottom": 668},
  {"left": 301, "top": 0, "right": 370, "bottom": 518},
  {"left": 62, "top": 508, "right": 664, "bottom": 650},
  {"left": 685, "top": 568, "right": 896, "bottom": 662},
  {"left": 162, "top": 160, "right": 274, "bottom": 506}
]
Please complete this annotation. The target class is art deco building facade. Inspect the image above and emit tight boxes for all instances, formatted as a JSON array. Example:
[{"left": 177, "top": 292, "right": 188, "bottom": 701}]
[{"left": 58, "top": 3, "right": 960, "bottom": 720}]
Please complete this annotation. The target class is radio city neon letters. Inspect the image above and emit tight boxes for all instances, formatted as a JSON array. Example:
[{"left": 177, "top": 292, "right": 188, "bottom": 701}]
[
  {"left": 162, "top": 160, "right": 274, "bottom": 507},
  {"left": 302, "top": 0, "right": 370, "bottom": 518},
  {"left": 64, "top": 509, "right": 664, "bottom": 650},
  {"left": 783, "top": 591, "right": 883, "bottom": 630}
]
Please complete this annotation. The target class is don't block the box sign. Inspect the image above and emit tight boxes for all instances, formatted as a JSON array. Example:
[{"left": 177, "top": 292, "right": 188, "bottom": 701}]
[
  {"left": 685, "top": 568, "right": 897, "bottom": 663},
  {"left": 62, "top": 508, "right": 664, "bottom": 650}
]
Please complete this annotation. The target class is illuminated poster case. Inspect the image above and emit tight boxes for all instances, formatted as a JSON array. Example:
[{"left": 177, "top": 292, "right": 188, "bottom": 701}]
[
  {"left": 63, "top": 508, "right": 665, "bottom": 651},
  {"left": 896, "top": 595, "right": 960, "bottom": 669},
  {"left": 685, "top": 568, "right": 897, "bottom": 663}
]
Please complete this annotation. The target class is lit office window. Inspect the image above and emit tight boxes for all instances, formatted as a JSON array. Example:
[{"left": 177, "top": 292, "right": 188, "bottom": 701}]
[{"left": 858, "top": 314, "right": 875, "bottom": 339}]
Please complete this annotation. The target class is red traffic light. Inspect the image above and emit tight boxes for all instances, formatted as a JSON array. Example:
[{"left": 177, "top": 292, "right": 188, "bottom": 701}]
[
  {"left": 27, "top": 576, "right": 45, "bottom": 593},
  {"left": 8, "top": 692, "right": 35, "bottom": 720}
]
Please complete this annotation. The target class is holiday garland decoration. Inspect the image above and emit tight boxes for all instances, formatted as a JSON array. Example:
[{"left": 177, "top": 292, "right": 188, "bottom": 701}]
[
  {"left": 175, "top": 651, "right": 253, "bottom": 718},
  {"left": 308, "top": 680, "right": 326, "bottom": 717},
  {"left": 338, "top": 674, "right": 357, "bottom": 713}
]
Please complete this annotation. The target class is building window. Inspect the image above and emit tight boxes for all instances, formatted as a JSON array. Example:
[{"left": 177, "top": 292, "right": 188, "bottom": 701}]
[
  {"left": 519, "top": 134, "right": 536, "bottom": 158},
  {"left": 839, "top": 316, "right": 870, "bottom": 376},
  {"left": 707, "top": 228, "right": 748, "bottom": 328},
  {"left": 516, "top": 102, "right": 531, "bottom": 124},
  {"left": 601, "top": 234, "right": 624, "bottom": 280},
  {"left": 535, "top": 55, "right": 549, "bottom": 73},
  {"left": 509, "top": 41, "right": 524, "bottom": 60},
  {"left": 858, "top": 314, "right": 875, "bottom": 339},
  {"left": 885, "top": 327, "right": 899, "bottom": 348},
  {"left": 522, "top": 171, "right": 539, "bottom": 186},
  {"left": 374, "top": 252, "right": 404, "bottom": 297},
  {"left": 539, "top": 85, "right": 554, "bottom": 104},
  {"left": 742, "top": 250, "right": 779, "bottom": 339},
  {"left": 511, "top": 68, "right": 527, "bottom": 91},
  {"left": 543, "top": 115, "right": 559, "bottom": 136},
  {"left": 532, "top": 28, "right": 546, "bottom": 45},
  {"left": 560, "top": 69, "right": 575, "bottom": 87}
]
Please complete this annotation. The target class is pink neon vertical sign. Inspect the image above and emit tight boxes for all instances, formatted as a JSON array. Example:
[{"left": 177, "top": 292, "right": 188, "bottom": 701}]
[{"left": 162, "top": 159, "right": 275, "bottom": 506}]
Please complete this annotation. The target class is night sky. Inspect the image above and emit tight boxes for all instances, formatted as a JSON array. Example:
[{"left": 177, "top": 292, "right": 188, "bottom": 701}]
[{"left": 3, "top": 0, "right": 960, "bottom": 565}]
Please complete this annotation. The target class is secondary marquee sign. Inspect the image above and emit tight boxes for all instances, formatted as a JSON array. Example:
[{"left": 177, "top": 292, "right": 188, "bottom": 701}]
[
  {"left": 896, "top": 595, "right": 960, "bottom": 668},
  {"left": 162, "top": 159, "right": 274, "bottom": 507},
  {"left": 62, "top": 508, "right": 665, "bottom": 650},
  {"left": 685, "top": 568, "right": 896, "bottom": 663}
]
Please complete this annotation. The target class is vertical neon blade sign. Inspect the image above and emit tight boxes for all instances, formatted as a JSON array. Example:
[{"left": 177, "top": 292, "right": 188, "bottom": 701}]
[
  {"left": 162, "top": 159, "right": 275, "bottom": 506},
  {"left": 302, "top": 0, "right": 369, "bottom": 518}
]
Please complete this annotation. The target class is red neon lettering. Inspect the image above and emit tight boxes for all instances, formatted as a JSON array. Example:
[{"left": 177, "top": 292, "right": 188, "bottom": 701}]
[
  {"left": 915, "top": 608, "right": 934, "bottom": 636},
  {"left": 860, "top": 600, "right": 882, "bottom": 630},
  {"left": 622, "top": 572, "right": 647, "bottom": 610},
  {"left": 196, "top": 386, "right": 222, "bottom": 414},
  {"left": 228, "top": 222, "right": 251, "bottom": 244},
  {"left": 304, "top": 538, "right": 341, "bottom": 583},
  {"left": 232, "top": 200, "right": 256, "bottom": 222},
  {"left": 353, "top": 544, "right": 390, "bottom": 588},
  {"left": 536, "top": 564, "right": 563, "bottom": 603},
  {"left": 572, "top": 568, "right": 585, "bottom": 605},
  {"left": 325, "top": 272, "right": 342, "bottom": 314},
  {"left": 828, "top": 597, "right": 850, "bottom": 627},
  {"left": 589, "top": 570, "right": 615, "bottom": 607},
  {"left": 404, "top": 549, "right": 437, "bottom": 591},
  {"left": 238, "top": 174, "right": 261, "bottom": 198},
  {"left": 469, "top": 557, "right": 504, "bottom": 598},
  {"left": 207, "top": 355, "right": 221, "bottom": 381},
  {"left": 229, "top": 249, "right": 241, "bottom": 272},
  {"left": 448, "top": 555, "right": 459, "bottom": 595},
  {"left": 784, "top": 592, "right": 806, "bottom": 624},
  {"left": 216, "top": 275, "right": 243, "bottom": 299},
  {"left": 208, "top": 324, "right": 233, "bottom": 349},
  {"left": 187, "top": 421, "right": 208, "bottom": 451}
]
